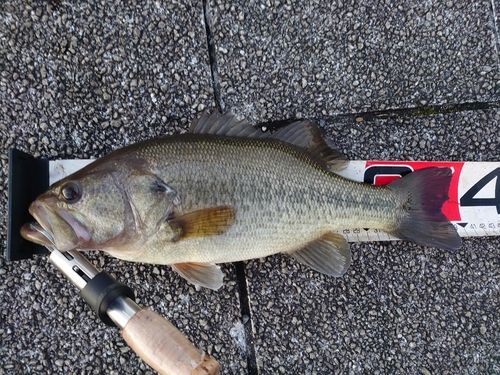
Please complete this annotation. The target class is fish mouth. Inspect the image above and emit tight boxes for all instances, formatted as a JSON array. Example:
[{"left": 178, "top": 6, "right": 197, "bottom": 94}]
[
  {"left": 20, "top": 221, "right": 56, "bottom": 248},
  {"left": 20, "top": 200, "right": 90, "bottom": 251}
]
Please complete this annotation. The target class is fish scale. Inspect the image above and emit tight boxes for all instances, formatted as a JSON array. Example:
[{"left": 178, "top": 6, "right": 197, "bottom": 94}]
[
  {"left": 21, "top": 111, "right": 461, "bottom": 289},
  {"left": 117, "top": 135, "right": 398, "bottom": 264}
]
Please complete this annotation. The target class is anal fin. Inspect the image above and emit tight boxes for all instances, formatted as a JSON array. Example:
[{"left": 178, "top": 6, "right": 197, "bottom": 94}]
[
  {"left": 288, "top": 232, "right": 351, "bottom": 277},
  {"left": 171, "top": 262, "right": 224, "bottom": 290}
]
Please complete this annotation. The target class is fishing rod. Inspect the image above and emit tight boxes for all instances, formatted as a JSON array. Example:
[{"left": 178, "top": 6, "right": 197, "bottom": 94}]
[{"left": 7, "top": 149, "right": 220, "bottom": 375}]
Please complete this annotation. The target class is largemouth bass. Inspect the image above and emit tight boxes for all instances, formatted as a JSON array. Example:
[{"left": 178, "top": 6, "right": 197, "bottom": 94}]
[{"left": 21, "top": 111, "right": 461, "bottom": 289}]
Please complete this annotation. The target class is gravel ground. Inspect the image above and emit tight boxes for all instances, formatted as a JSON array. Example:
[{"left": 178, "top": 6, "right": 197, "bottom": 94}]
[
  {"left": 210, "top": 0, "right": 500, "bottom": 123},
  {"left": 1, "top": 0, "right": 499, "bottom": 374}
]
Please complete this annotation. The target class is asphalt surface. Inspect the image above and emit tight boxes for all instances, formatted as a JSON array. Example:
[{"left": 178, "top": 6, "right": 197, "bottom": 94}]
[{"left": 1, "top": 0, "right": 499, "bottom": 374}]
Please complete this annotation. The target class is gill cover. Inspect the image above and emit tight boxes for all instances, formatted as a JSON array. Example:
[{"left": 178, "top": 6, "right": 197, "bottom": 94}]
[{"left": 23, "top": 158, "right": 177, "bottom": 252}]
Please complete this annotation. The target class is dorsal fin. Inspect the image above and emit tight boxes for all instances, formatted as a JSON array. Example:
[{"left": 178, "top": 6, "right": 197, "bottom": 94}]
[
  {"left": 189, "top": 110, "right": 263, "bottom": 138},
  {"left": 268, "top": 121, "right": 348, "bottom": 171},
  {"left": 190, "top": 111, "right": 348, "bottom": 171}
]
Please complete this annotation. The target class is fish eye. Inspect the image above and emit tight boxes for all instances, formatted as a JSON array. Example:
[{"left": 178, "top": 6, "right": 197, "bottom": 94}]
[{"left": 60, "top": 182, "right": 81, "bottom": 203}]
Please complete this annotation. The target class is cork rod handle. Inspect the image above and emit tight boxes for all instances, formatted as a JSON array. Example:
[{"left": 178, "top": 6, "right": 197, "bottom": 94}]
[{"left": 122, "top": 308, "right": 220, "bottom": 375}]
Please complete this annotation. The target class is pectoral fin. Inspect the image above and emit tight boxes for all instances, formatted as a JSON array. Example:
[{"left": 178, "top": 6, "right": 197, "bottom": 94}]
[
  {"left": 169, "top": 206, "right": 235, "bottom": 241},
  {"left": 171, "top": 262, "right": 224, "bottom": 290},
  {"left": 288, "top": 232, "right": 351, "bottom": 277}
]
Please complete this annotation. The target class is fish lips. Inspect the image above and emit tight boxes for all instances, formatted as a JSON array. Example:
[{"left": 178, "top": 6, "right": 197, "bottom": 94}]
[
  {"left": 20, "top": 221, "right": 54, "bottom": 247},
  {"left": 21, "top": 200, "right": 89, "bottom": 252}
]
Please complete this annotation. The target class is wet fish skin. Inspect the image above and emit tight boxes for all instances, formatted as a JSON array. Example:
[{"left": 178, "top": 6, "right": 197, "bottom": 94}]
[
  {"left": 119, "top": 134, "right": 395, "bottom": 262},
  {"left": 21, "top": 111, "right": 461, "bottom": 289}
]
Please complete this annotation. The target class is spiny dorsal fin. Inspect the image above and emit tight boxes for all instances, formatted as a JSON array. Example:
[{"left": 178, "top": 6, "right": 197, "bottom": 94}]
[
  {"left": 190, "top": 110, "right": 263, "bottom": 138},
  {"left": 171, "top": 262, "right": 224, "bottom": 290},
  {"left": 288, "top": 232, "right": 351, "bottom": 277},
  {"left": 191, "top": 111, "right": 348, "bottom": 171},
  {"left": 168, "top": 206, "right": 235, "bottom": 241}
]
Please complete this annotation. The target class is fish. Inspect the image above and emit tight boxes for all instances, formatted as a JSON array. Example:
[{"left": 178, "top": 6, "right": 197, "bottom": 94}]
[{"left": 21, "top": 111, "right": 462, "bottom": 290}]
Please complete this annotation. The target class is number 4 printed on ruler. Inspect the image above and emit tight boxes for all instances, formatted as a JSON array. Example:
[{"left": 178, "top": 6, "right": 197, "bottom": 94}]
[{"left": 460, "top": 168, "right": 500, "bottom": 214}]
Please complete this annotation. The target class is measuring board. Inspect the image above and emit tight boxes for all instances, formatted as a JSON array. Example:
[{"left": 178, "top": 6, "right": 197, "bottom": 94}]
[{"left": 50, "top": 159, "right": 500, "bottom": 243}]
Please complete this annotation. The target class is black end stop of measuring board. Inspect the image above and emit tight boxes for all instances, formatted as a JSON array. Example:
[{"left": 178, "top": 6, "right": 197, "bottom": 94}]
[{"left": 6, "top": 149, "right": 49, "bottom": 261}]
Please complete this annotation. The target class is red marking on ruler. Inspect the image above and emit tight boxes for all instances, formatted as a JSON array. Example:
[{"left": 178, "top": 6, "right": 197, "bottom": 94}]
[{"left": 365, "top": 161, "right": 464, "bottom": 221}]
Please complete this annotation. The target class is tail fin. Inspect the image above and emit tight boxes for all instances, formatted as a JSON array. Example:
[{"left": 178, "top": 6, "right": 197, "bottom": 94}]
[{"left": 387, "top": 167, "right": 461, "bottom": 251}]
